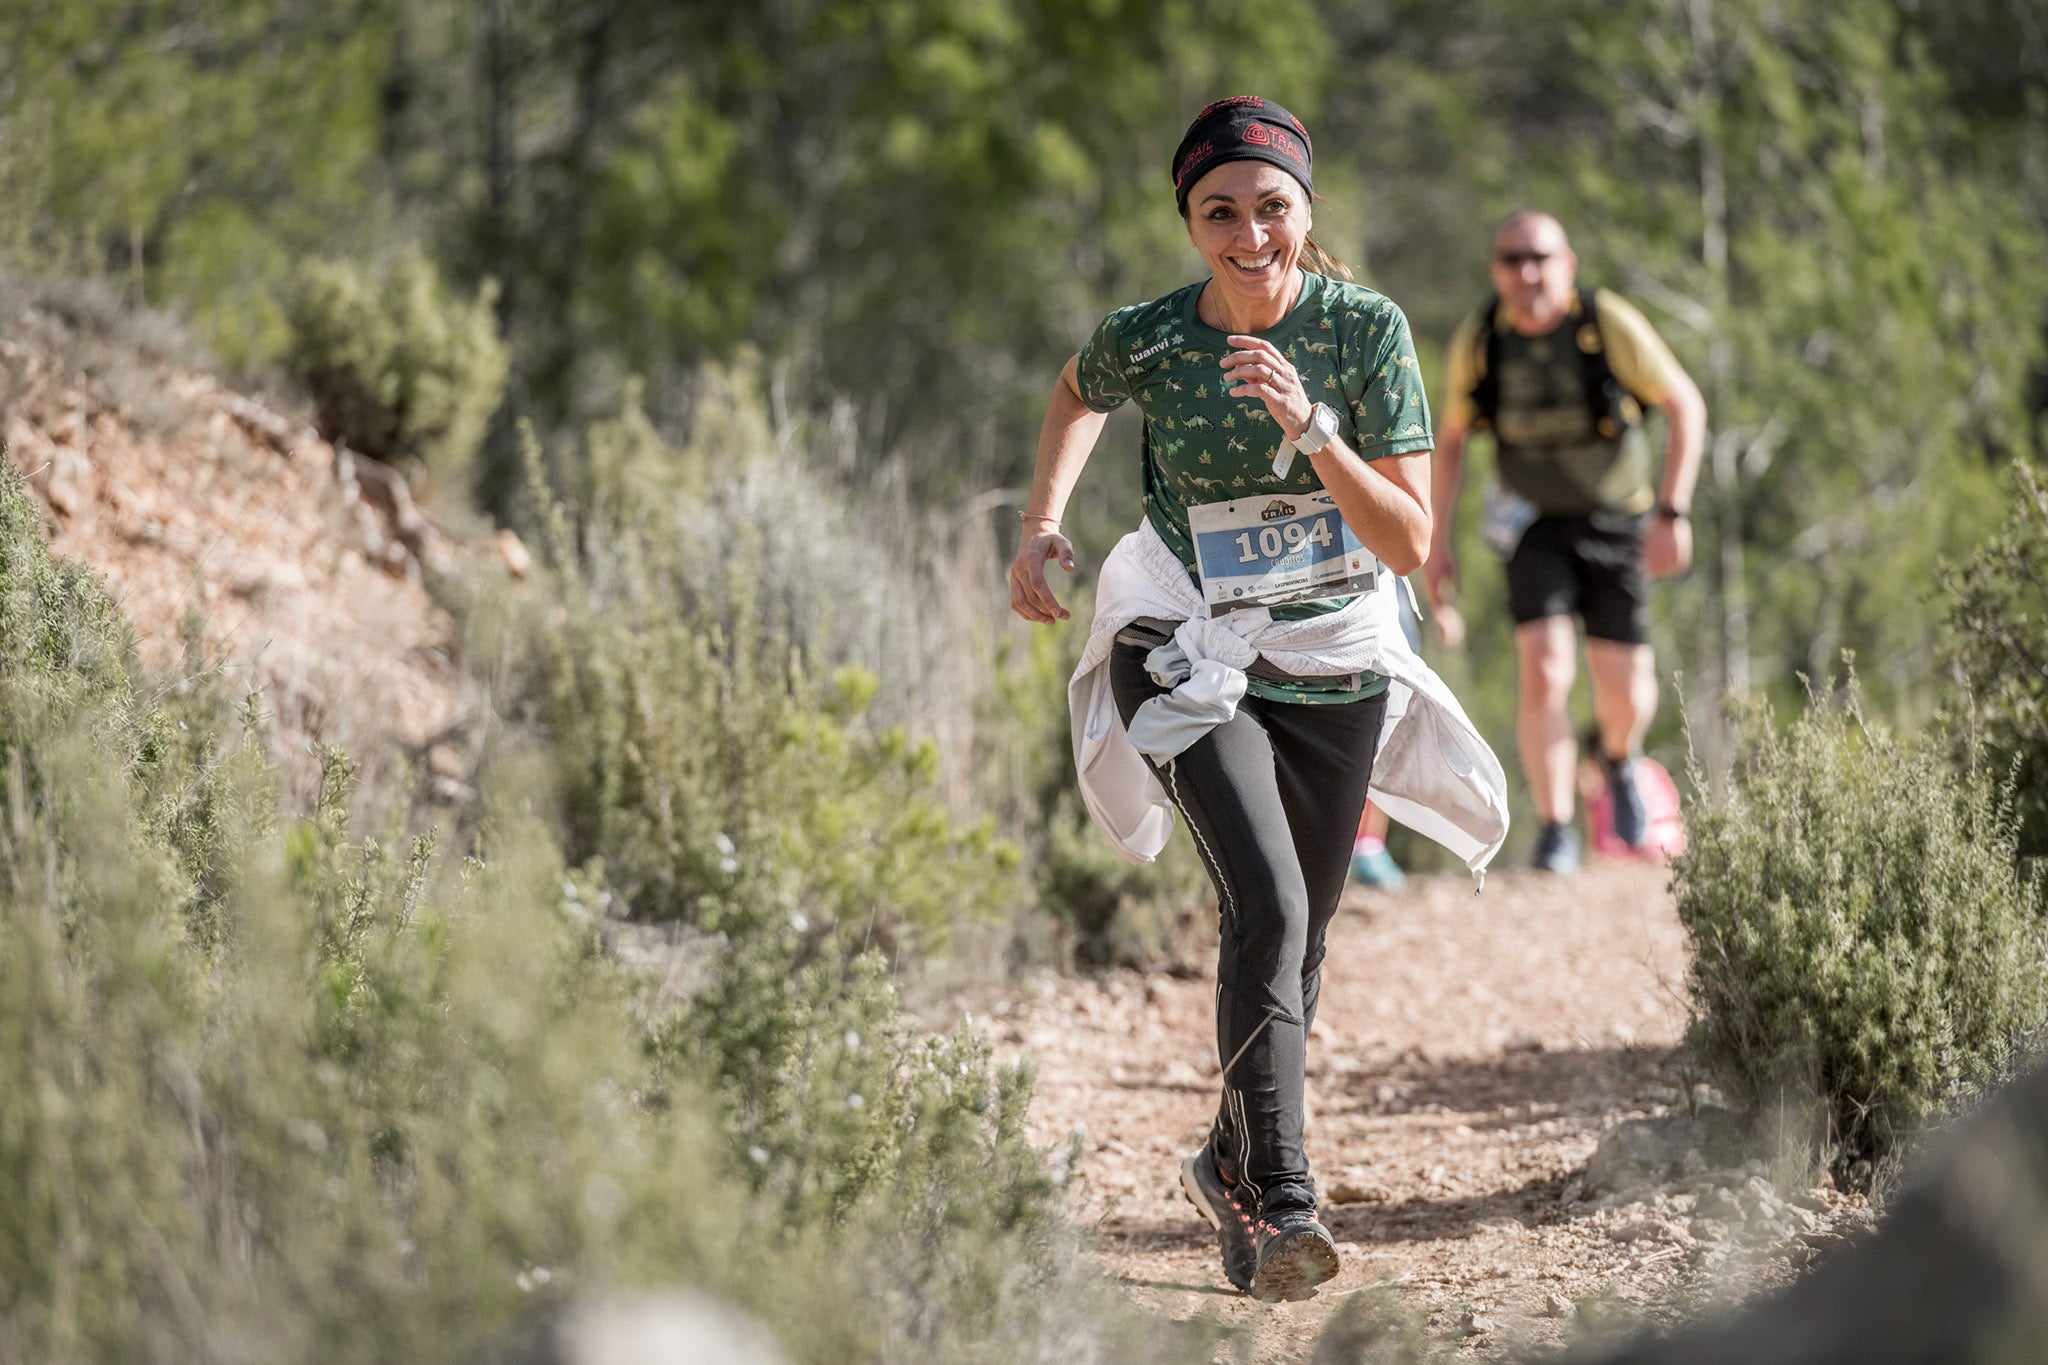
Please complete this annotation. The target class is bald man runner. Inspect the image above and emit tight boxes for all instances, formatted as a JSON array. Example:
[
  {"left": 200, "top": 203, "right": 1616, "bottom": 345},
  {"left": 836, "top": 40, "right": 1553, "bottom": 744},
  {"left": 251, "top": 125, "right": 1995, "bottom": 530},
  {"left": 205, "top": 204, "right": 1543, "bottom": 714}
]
[{"left": 1422, "top": 212, "right": 1706, "bottom": 874}]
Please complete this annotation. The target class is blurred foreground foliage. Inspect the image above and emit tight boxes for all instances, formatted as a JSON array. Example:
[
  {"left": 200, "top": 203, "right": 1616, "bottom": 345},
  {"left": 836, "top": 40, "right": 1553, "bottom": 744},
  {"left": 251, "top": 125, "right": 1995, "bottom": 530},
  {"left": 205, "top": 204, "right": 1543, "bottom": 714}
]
[{"left": 0, "top": 453, "right": 1207, "bottom": 1360}]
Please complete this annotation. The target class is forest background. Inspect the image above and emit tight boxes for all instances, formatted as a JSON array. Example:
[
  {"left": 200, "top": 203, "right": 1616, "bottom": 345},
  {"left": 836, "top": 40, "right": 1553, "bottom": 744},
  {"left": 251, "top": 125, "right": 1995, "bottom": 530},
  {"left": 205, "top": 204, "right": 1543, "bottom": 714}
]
[
  {"left": 2, "top": 1, "right": 2047, "bottom": 1360},
  {"left": 12, "top": 0, "right": 2046, "bottom": 881}
]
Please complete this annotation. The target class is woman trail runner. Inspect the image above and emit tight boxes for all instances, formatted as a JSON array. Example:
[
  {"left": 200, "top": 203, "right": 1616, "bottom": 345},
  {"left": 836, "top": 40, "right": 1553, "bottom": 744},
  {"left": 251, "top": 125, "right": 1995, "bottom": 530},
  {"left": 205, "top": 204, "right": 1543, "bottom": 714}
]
[{"left": 1007, "top": 96, "right": 1509, "bottom": 1300}]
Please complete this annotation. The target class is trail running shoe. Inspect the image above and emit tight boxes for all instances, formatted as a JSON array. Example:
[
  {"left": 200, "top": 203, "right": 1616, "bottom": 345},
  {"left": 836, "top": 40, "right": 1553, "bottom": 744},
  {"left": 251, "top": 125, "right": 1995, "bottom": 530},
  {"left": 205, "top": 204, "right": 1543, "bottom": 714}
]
[
  {"left": 1349, "top": 838, "right": 1406, "bottom": 891},
  {"left": 1532, "top": 821, "right": 1580, "bottom": 875},
  {"left": 1181, "top": 1143, "right": 1257, "bottom": 1291},
  {"left": 1608, "top": 757, "right": 1650, "bottom": 848},
  {"left": 1249, "top": 1206, "right": 1340, "bottom": 1301}
]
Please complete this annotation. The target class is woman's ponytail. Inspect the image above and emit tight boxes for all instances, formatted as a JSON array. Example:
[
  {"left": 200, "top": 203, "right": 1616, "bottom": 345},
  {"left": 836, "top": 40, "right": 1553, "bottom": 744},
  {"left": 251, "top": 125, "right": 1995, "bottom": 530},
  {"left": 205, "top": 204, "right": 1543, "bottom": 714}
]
[{"left": 1303, "top": 234, "right": 1355, "bottom": 282}]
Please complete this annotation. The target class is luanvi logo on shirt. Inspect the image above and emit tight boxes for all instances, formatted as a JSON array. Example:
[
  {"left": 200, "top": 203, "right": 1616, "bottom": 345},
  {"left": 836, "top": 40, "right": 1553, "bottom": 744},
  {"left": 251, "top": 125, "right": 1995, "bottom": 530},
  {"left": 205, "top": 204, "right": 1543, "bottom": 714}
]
[{"left": 1129, "top": 332, "right": 1185, "bottom": 365}]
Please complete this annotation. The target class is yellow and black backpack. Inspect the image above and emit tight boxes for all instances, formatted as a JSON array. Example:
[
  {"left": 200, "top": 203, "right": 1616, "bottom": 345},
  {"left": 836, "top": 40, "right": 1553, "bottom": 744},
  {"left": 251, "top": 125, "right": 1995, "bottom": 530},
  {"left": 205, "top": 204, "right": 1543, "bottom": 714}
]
[{"left": 1467, "top": 288, "right": 1643, "bottom": 441}]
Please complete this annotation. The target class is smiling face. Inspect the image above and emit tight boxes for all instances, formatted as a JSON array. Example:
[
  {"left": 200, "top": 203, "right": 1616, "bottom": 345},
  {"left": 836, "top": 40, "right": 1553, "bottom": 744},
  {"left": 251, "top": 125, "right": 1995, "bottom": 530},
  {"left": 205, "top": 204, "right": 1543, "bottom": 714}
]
[
  {"left": 1489, "top": 213, "right": 1577, "bottom": 334},
  {"left": 1184, "top": 160, "right": 1312, "bottom": 321}
]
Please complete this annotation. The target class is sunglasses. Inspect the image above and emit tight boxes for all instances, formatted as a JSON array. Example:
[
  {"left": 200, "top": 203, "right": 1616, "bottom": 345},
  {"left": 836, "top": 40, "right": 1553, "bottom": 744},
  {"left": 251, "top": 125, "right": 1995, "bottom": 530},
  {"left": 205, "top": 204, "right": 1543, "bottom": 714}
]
[{"left": 1494, "top": 251, "right": 1554, "bottom": 267}]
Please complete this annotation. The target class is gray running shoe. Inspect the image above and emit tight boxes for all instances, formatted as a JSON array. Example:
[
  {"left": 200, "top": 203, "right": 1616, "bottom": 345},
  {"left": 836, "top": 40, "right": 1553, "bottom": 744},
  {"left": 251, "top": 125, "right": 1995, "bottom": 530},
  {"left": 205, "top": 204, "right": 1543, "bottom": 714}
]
[
  {"left": 1533, "top": 821, "right": 1580, "bottom": 875},
  {"left": 1609, "top": 757, "right": 1650, "bottom": 847},
  {"left": 1249, "top": 1205, "right": 1340, "bottom": 1301},
  {"left": 1180, "top": 1143, "right": 1257, "bottom": 1290}
]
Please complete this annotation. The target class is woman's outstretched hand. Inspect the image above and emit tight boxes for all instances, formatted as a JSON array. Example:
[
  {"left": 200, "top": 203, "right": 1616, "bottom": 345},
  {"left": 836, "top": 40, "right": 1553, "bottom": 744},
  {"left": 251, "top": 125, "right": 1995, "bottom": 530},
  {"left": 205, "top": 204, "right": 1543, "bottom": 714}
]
[
  {"left": 1222, "top": 334, "right": 1312, "bottom": 442},
  {"left": 1009, "top": 526, "right": 1077, "bottom": 623}
]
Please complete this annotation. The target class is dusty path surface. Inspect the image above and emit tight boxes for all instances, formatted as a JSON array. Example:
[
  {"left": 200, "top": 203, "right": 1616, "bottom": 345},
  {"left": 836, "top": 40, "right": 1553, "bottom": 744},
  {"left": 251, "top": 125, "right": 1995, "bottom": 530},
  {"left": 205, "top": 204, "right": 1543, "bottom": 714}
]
[{"left": 991, "top": 859, "right": 1864, "bottom": 1360}]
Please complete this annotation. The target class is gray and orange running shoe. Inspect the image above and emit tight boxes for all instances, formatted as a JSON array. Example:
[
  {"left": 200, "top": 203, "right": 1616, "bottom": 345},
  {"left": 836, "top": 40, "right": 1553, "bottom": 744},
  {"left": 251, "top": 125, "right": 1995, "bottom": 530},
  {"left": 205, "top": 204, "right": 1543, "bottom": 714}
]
[
  {"left": 1180, "top": 1142, "right": 1257, "bottom": 1291},
  {"left": 1249, "top": 1205, "right": 1339, "bottom": 1301}
]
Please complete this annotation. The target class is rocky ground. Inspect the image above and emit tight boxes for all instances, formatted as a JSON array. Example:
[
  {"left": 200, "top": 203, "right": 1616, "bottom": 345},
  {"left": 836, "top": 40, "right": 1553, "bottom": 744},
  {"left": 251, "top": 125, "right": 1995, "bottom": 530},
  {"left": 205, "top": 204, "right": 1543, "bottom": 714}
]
[{"left": 990, "top": 859, "right": 1877, "bottom": 1362}]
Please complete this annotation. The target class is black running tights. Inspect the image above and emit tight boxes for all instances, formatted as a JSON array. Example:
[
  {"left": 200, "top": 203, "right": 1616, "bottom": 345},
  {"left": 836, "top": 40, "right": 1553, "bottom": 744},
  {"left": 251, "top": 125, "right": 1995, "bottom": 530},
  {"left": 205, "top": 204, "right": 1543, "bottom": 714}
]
[{"left": 1109, "top": 643, "right": 1386, "bottom": 1214}]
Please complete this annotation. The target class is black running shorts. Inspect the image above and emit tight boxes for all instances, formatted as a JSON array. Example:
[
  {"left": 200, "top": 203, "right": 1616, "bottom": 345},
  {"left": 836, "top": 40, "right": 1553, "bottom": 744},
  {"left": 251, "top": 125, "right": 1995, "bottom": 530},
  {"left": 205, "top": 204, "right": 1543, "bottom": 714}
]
[{"left": 1504, "top": 510, "right": 1651, "bottom": 644}]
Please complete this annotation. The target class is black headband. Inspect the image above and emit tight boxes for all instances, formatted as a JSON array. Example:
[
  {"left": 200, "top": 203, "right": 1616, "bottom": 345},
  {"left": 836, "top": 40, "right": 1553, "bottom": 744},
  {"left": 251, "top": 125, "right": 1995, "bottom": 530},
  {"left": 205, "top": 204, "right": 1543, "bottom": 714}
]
[{"left": 1171, "top": 96, "right": 1314, "bottom": 214}]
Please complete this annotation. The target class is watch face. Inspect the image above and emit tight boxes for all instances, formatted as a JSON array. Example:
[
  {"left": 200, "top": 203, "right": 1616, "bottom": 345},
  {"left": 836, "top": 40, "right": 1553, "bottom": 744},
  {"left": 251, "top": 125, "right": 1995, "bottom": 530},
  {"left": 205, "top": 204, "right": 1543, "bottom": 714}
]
[{"left": 1307, "top": 403, "right": 1338, "bottom": 448}]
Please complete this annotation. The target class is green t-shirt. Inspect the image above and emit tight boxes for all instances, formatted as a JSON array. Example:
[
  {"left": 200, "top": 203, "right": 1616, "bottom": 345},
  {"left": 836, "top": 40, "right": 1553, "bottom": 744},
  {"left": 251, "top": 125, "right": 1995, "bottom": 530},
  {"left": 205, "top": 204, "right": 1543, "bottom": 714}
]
[{"left": 1075, "top": 270, "right": 1433, "bottom": 703}]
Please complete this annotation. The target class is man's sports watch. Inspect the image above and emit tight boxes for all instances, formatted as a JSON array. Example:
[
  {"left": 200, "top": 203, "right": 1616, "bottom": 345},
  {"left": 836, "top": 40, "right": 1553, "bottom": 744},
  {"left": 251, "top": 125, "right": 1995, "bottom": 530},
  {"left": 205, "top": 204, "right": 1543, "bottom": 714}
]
[
  {"left": 1655, "top": 501, "right": 1689, "bottom": 520},
  {"left": 1290, "top": 402, "right": 1341, "bottom": 456}
]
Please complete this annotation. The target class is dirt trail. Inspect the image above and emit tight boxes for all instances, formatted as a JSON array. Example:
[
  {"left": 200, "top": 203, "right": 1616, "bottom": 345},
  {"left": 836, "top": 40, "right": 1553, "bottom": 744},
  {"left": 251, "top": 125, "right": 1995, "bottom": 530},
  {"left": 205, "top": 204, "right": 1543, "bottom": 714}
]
[{"left": 992, "top": 858, "right": 1842, "bottom": 1360}]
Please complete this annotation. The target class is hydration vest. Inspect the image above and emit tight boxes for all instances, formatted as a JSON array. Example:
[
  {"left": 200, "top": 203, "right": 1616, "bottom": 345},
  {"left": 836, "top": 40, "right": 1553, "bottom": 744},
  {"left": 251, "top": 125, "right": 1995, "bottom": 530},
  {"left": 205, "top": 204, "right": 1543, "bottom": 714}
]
[{"left": 1467, "top": 289, "right": 1642, "bottom": 441}]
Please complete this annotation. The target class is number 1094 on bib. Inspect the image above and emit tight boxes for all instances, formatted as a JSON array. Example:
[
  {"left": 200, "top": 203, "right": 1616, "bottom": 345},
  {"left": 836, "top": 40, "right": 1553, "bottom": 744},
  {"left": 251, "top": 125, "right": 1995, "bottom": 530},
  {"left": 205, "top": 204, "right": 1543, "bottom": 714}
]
[{"left": 1187, "top": 490, "right": 1379, "bottom": 613}]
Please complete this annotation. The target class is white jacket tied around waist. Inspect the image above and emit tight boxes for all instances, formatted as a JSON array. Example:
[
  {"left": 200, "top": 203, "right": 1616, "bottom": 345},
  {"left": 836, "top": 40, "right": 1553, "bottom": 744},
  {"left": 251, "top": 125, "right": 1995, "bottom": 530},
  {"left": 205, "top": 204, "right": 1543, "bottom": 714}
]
[{"left": 1068, "top": 519, "right": 1509, "bottom": 874}]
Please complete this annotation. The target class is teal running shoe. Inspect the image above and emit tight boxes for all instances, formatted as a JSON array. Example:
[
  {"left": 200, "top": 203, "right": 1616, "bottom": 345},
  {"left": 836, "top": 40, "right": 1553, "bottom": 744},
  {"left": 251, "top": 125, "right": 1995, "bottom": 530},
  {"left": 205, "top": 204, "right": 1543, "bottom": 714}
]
[{"left": 1349, "top": 839, "right": 1406, "bottom": 890}]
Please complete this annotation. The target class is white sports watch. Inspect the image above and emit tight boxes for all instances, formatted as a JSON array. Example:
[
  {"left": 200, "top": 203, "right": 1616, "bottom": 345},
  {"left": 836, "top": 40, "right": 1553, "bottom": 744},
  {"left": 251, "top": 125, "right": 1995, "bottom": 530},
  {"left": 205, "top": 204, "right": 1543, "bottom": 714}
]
[
  {"left": 1291, "top": 402, "right": 1341, "bottom": 456},
  {"left": 1271, "top": 402, "right": 1342, "bottom": 479}
]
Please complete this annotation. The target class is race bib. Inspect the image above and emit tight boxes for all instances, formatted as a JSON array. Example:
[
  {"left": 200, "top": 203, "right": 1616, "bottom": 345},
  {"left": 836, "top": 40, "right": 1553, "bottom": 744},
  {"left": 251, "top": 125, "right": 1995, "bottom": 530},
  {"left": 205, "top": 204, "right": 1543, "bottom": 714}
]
[{"left": 1187, "top": 491, "right": 1379, "bottom": 613}]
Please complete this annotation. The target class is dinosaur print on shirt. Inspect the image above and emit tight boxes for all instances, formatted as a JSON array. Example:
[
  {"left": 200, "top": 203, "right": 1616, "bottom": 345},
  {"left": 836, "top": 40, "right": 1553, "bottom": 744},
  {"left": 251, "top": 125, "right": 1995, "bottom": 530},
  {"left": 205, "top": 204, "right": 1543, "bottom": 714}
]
[{"left": 1074, "top": 270, "right": 1434, "bottom": 651}]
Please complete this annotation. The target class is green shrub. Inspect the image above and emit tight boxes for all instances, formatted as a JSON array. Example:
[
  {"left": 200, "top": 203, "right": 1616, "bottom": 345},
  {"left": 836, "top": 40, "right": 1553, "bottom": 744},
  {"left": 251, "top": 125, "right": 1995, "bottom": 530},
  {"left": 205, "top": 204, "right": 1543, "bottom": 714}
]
[
  {"left": 0, "top": 458, "right": 739, "bottom": 1359},
  {"left": 502, "top": 540, "right": 1023, "bottom": 956},
  {"left": 0, "top": 452, "right": 138, "bottom": 707},
  {"left": 1942, "top": 459, "right": 2048, "bottom": 867},
  {"left": 283, "top": 250, "right": 509, "bottom": 482},
  {"left": 644, "top": 926, "right": 1211, "bottom": 1364},
  {"left": 477, "top": 420, "right": 1026, "bottom": 959},
  {"left": 0, "top": 461, "right": 1210, "bottom": 1364},
  {"left": 0, "top": 731, "right": 759, "bottom": 1362},
  {"left": 1672, "top": 686, "right": 2048, "bottom": 1175}
]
